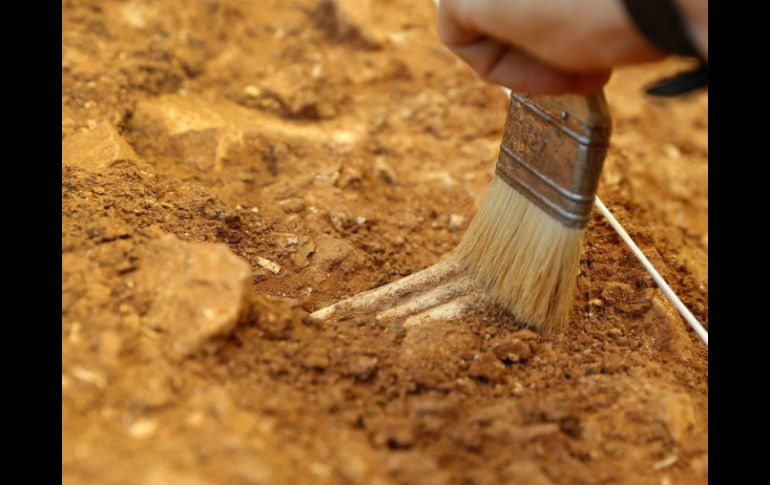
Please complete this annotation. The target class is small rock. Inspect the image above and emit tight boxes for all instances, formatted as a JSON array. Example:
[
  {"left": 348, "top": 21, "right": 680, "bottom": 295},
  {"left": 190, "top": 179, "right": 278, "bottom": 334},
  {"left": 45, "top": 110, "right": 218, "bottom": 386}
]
[
  {"left": 71, "top": 367, "right": 107, "bottom": 389},
  {"left": 653, "top": 455, "right": 679, "bottom": 470},
  {"left": 129, "top": 95, "right": 236, "bottom": 171},
  {"left": 290, "top": 237, "right": 315, "bottom": 269},
  {"left": 256, "top": 257, "right": 281, "bottom": 275},
  {"left": 493, "top": 338, "right": 533, "bottom": 363},
  {"left": 128, "top": 418, "right": 158, "bottom": 439},
  {"left": 347, "top": 355, "right": 378, "bottom": 380},
  {"left": 268, "top": 234, "right": 293, "bottom": 253},
  {"left": 313, "top": 234, "right": 353, "bottom": 269},
  {"left": 588, "top": 298, "right": 604, "bottom": 307},
  {"left": 662, "top": 143, "right": 682, "bottom": 160},
  {"left": 600, "top": 281, "right": 629, "bottom": 305},
  {"left": 374, "top": 157, "right": 398, "bottom": 184},
  {"left": 243, "top": 85, "right": 260, "bottom": 97},
  {"left": 309, "top": 234, "right": 363, "bottom": 281},
  {"left": 468, "top": 351, "right": 506, "bottom": 382},
  {"left": 278, "top": 198, "right": 306, "bottom": 214},
  {"left": 330, "top": 210, "right": 352, "bottom": 233},
  {"left": 137, "top": 235, "right": 251, "bottom": 358},
  {"left": 62, "top": 121, "right": 141, "bottom": 171},
  {"left": 336, "top": 166, "right": 363, "bottom": 189},
  {"left": 448, "top": 214, "right": 465, "bottom": 232}
]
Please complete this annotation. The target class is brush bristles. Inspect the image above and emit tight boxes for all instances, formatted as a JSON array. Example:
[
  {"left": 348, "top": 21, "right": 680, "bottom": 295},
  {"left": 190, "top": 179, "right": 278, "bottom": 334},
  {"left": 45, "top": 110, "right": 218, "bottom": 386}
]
[{"left": 454, "top": 176, "right": 584, "bottom": 332}]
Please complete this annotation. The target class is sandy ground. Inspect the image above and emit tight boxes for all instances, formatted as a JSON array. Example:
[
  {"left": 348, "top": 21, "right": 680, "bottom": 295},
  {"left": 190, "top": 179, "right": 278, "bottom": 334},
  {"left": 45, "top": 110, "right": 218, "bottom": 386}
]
[{"left": 62, "top": 1, "right": 708, "bottom": 483}]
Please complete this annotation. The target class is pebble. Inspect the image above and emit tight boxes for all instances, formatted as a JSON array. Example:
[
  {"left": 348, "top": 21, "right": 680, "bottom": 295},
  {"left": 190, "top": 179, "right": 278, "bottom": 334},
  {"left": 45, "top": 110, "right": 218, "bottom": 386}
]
[
  {"left": 662, "top": 143, "right": 682, "bottom": 160},
  {"left": 653, "top": 455, "right": 678, "bottom": 470},
  {"left": 347, "top": 355, "right": 378, "bottom": 379},
  {"left": 257, "top": 257, "right": 281, "bottom": 274},
  {"left": 128, "top": 418, "right": 158, "bottom": 439},
  {"left": 374, "top": 157, "right": 398, "bottom": 184},
  {"left": 71, "top": 367, "right": 107, "bottom": 389},
  {"left": 448, "top": 214, "right": 465, "bottom": 232},
  {"left": 137, "top": 235, "right": 251, "bottom": 358},
  {"left": 290, "top": 238, "right": 315, "bottom": 269},
  {"left": 62, "top": 121, "right": 141, "bottom": 172}
]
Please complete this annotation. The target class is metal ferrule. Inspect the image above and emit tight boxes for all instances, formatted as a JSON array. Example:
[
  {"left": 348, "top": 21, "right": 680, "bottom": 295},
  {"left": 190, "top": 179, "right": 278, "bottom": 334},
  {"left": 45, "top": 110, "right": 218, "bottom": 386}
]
[{"left": 495, "top": 92, "right": 612, "bottom": 229}]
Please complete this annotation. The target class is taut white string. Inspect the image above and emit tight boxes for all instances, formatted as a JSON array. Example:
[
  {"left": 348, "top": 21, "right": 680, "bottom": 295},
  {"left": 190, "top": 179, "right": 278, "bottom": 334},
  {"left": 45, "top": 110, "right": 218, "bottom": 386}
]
[{"left": 593, "top": 198, "right": 708, "bottom": 345}]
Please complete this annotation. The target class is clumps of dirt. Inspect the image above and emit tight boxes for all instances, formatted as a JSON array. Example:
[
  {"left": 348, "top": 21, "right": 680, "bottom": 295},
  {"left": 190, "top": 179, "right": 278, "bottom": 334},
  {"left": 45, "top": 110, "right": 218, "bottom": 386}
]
[{"left": 63, "top": 0, "right": 707, "bottom": 483}]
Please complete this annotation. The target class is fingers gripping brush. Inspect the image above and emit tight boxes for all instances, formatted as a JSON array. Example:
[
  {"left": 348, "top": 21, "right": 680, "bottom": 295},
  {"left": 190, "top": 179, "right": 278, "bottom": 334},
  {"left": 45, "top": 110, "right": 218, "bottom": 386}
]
[{"left": 454, "top": 92, "right": 611, "bottom": 332}]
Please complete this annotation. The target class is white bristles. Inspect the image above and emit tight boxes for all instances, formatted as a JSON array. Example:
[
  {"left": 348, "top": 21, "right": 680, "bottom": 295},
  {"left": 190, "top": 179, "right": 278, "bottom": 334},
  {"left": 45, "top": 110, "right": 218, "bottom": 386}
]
[{"left": 454, "top": 177, "right": 583, "bottom": 331}]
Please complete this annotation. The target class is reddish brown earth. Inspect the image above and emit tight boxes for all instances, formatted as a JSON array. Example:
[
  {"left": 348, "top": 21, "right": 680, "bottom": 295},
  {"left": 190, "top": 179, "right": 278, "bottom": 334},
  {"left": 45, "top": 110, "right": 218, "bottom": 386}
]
[{"left": 62, "top": 1, "right": 708, "bottom": 483}]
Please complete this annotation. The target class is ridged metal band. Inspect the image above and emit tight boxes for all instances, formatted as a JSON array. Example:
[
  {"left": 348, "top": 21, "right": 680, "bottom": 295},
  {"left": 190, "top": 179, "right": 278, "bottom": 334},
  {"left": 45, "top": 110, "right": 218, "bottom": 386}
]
[{"left": 496, "top": 92, "right": 612, "bottom": 229}]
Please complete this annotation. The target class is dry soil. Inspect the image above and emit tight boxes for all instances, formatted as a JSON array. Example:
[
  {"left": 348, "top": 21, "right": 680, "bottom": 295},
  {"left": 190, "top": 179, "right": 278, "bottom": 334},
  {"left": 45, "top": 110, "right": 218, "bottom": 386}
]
[{"left": 62, "top": 1, "right": 708, "bottom": 483}]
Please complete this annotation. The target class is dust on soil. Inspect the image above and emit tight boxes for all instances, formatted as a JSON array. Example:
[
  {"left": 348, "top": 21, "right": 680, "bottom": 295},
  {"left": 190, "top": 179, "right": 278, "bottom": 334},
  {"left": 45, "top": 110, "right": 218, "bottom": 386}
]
[{"left": 62, "top": 1, "right": 708, "bottom": 483}]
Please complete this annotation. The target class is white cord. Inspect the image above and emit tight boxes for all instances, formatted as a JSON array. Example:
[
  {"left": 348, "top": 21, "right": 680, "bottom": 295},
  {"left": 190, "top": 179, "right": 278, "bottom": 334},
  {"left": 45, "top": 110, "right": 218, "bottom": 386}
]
[
  {"left": 593, "top": 198, "right": 708, "bottom": 345},
  {"left": 431, "top": 0, "right": 708, "bottom": 346}
]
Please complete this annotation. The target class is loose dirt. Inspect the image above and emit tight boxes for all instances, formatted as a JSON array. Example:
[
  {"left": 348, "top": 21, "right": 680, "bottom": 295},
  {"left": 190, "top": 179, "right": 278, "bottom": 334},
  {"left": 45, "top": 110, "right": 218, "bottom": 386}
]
[{"left": 62, "top": 1, "right": 708, "bottom": 483}]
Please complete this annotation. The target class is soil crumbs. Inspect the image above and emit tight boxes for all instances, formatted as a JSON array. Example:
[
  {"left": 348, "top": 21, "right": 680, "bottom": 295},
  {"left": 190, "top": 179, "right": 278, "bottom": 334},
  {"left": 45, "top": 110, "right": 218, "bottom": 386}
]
[{"left": 62, "top": 1, "right": 708, "bottom": 484}]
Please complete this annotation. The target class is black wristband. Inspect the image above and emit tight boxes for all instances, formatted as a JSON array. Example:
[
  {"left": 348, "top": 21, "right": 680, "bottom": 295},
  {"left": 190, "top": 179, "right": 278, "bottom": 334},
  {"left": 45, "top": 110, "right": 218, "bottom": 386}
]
[
  {"left": 621, "top": 0, "right": 707, "bottom": 96},
  {"left": 645, "top": 61, "right": 707, "bottom": 96},
  {"left": 622, "top": 0, "right": 701, "bottom": 57}
]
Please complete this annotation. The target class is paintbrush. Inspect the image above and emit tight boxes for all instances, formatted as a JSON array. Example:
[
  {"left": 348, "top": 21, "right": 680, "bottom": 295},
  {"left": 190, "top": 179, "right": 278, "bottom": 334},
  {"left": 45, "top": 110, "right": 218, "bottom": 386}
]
[{"left": 454, "top": 92, "right": 611, "bottom": 332}]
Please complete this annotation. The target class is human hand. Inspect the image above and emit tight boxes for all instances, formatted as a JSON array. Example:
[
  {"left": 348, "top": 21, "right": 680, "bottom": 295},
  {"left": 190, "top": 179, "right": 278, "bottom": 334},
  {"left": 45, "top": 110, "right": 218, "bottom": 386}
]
[{"left": 437, "top": 0, "right": 670, "bottom": 95}]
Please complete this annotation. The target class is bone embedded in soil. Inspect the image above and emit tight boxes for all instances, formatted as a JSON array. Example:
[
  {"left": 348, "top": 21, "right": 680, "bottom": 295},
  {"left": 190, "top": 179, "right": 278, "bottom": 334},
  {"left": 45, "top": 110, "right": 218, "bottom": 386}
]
[{"left": 310, "top": 257, "right": 482, "bottom": 322}]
